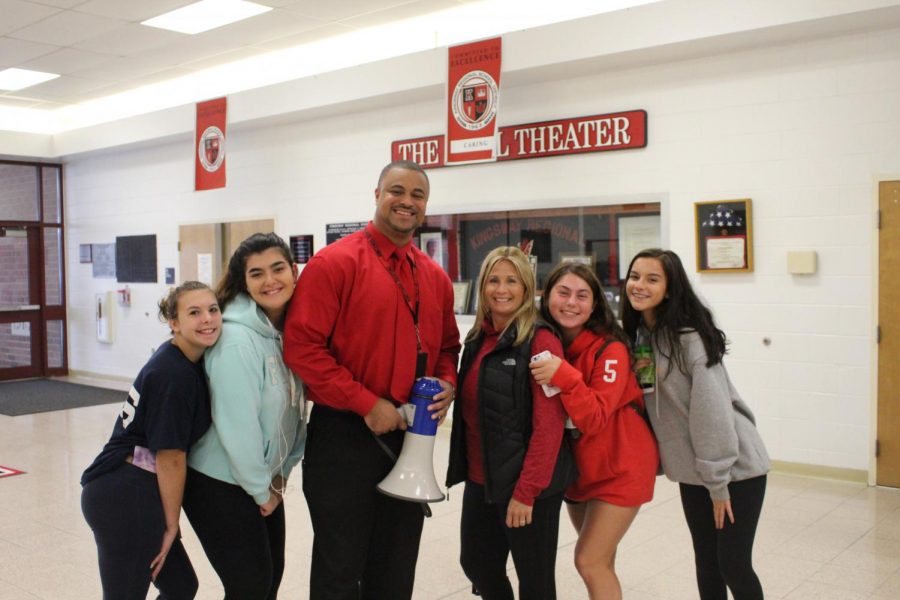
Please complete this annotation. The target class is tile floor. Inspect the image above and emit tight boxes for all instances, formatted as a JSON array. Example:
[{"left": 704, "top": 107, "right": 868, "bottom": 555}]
[{"left": 1, "top": 390, "right": 899, "bottom": 599}]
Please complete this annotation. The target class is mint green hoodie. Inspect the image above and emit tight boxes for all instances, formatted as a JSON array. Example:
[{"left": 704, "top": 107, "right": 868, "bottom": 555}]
[{"left": 188, "top": 293, "right": 307, "bottom": 505}]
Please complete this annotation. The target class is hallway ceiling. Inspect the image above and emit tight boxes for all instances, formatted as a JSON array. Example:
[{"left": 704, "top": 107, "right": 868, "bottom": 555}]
[{"left": 0, "top": 0, "right": 469, "bottom": 110}]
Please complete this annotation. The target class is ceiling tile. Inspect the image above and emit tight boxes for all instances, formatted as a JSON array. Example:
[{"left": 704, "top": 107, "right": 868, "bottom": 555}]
[
  {"left": 18, "top": 74, "right": 111, "bottom": 99},
  {"left": 0, "top": 93, "right": 47, "bottom": 108},
  {"left": 0, "top": 0, "right": 62, "bottom": 36},
  {"left": 69, "top": 54, "right": 173, "bottom": 83},
  {"left": 29, "top": 0, "right": 89, "bottom": 7},
  {"left": 20, "top": 47, "right": 116, "bottom": 75},
  {"left": 252, "top": 22, "right": 356, "bottom": 51},
  {"left": 0, "top": 36, "right": 60, "bottom": 67},
  {"left": 193, "top": 8, "right": 326, "bottom": 48},
  {"left": 73, "top": 22, "right": 185, "bottom": 55},
  {"left": 339, "top": 0, "right": 459, "bottom": 28},
  {"left": 256, "top": 0, "right": 310, "bottom": 7},
  {"left": 179, "top": 47, "right": 269, "bottom": 71},
  {"left": 74, "top": 0, "right": 193, "bottom": 23},
  {"left": 136, "top": 35, "right": 245, "bottom": 72},
  {"left": 283, "top": 0, "right": 413, "bottom": 23},
  {"left": 8, "top": 10, "right": 125, "bottom": 47}
]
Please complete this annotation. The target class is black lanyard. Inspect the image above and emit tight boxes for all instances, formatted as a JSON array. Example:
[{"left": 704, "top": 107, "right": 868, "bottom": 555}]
[{"left": 364, "top": 229, "right": 423, "bottom": 356}]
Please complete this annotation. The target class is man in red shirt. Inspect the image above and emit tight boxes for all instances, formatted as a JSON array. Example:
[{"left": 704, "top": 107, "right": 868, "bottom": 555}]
[{"left": 284, "top": 160, "right": 461, "bottom": 600}]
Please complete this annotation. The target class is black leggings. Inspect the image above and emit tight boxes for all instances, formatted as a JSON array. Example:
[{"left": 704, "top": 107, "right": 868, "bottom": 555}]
[
  {"left": 81, "top": 462, "right": 198, "bottom": 600},
  {"left": 459, "top": 481, "right": 563, "bottom": 600},
  {"left": 183, "top": 468, "right": 286, "bottom": 600},
  {"left": 679, "top": 475, "right": 767, "bottom": 600}
]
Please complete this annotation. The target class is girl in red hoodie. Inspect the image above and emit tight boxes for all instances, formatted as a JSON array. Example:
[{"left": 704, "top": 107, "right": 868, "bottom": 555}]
[{"left": 531, "top": 262, "right": 658, "bottom": 600}]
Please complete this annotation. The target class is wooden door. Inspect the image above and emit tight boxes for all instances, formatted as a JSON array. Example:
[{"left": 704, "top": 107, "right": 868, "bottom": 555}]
[
  {"left": 178, "top": 220, "right": 275, "bottom": 287},
  {"left": 877, "top": 180, "right": 900, "bottom": 487},
  {"left": 178, "top": 223, "right": 221, "bottom": 285},
  {"left": 223, "top": 219, "right": 275, "bottom": 259}
]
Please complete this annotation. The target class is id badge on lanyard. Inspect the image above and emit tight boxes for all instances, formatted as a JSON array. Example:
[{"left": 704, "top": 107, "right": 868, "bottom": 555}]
[{"left": 365, "top": 230, "right": 428, "bottom": 378}]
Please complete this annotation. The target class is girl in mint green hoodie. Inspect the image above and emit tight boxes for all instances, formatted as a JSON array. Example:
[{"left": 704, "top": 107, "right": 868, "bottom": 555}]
[{"left": 183, "top": 233, "right": 307, "bottom": 599}]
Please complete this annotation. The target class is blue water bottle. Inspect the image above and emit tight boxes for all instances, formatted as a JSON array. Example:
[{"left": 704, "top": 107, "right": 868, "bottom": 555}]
[{"left": 406, "top": 377, "right": 443, "bottom": 437}]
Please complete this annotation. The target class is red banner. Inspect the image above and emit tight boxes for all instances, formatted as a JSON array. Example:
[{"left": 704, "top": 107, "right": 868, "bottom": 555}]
[
  {"left": 393, "top": 110, "right": 647, "bottom": 167},
  {"left": 446, "top": 37, "right": 502, "bottom": 164},
  {"left": 195, "top": 97, "right": 227, "bottom": 191}
]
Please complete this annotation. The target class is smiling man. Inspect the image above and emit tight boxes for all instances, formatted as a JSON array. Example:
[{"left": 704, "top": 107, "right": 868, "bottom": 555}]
[{"left": 284, "top": 160, "right": 461, "bottom": 600}]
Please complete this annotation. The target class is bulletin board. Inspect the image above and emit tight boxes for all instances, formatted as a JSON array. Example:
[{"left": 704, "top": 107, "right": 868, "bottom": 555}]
[{"left": 116, "top": 235, "right": 158, "bottom": 283}]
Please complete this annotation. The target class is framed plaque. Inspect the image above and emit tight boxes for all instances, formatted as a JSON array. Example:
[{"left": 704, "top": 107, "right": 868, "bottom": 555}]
[
  {"left": 452, "top": 280, "right": 472, "bottom": 314},
  {"left": 694, "top": 199, "right": 753, "bottom": 273}
]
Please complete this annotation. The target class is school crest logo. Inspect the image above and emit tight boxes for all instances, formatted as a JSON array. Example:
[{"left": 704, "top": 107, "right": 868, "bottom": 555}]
[
  {"left": 198, "top": 126, "right": 225, "bottom": 172},
  {"left": 451, "top": 70, "right": 498, "bottom": 131}
]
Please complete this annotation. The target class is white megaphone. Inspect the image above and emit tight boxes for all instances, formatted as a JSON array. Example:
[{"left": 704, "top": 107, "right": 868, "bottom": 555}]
[{"left": 376, "top": 377, "right": 445, "bottom": 503}]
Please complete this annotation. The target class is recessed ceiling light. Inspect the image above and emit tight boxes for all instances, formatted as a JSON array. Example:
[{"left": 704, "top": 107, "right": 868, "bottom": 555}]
[
  {"left": 0, "top": 68, "right": 60, "bottom": 91},
  {"left": 141, "top": 0, "right": 272, "bottom": 35}
]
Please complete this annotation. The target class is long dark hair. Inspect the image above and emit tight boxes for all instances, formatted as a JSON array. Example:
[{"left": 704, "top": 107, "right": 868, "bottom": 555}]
[
  {"left": 540, "top": 262, "right": 628, "bottom": 347},
  {"left": 620, "top": 249, "right": 726, "bottom": 374},
  {"left": 216, "top": 232, "right": 294, "bottom": 310}
]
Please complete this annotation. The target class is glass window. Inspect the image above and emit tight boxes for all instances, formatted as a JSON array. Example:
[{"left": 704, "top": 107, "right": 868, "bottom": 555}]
[
  {"left": 0, "top": 321, "right": 32, "bottom": 368},
  {"left": 42, "top": 166, "right": 62, "bottom": 224},
  {"left": 417, "top": 202, "right": 660, "bottom": 315},
  {"left": 44, "top": 227, "right": 63, "bottom": 306},
  {"left": 46, "top": 319, "right": 65, "bottom": 369},
  {"left": 0, "top": 164, "right": 39, "bottom": 221},
  {"left": 0, "top": 229, "right": 30, "bottom": 306}
]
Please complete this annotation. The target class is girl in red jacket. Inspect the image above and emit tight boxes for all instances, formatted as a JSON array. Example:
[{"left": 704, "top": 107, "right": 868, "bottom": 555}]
[{"left": 531, "top": 262, "right": 658, "bottom": 600}]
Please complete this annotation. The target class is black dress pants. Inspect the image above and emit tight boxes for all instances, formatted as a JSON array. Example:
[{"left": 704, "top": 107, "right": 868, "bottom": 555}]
[
  {"left": 302, "top": 404, "right": 425, "bottom": 600},
  {"left": 459, "top": 480, "right": 563, "bottom": 600},
  {"left": 679, "top": 475, "right": 767, "bottom": 600},
  {"left": 183, "top": 468, "right": 286, "bottom": 599},
  {"left": 81, "top": 462, "right": 198, "bottom": 600}
]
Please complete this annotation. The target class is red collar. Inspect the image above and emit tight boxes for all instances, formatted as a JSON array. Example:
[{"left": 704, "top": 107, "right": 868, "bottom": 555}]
[{"left": 366, "top": 222, "right": 412, "bottom": 262}]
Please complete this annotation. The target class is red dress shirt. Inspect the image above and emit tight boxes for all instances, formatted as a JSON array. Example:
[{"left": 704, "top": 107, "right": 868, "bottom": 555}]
[
  {"left": 284, "top": 222, "right": 461, "bottom": 416},
  {"left": 460, "top": 322, "right": 566, "bottom": 505},
  {"left": 550, "top": 329, "right": 658, "bottom": 506}
]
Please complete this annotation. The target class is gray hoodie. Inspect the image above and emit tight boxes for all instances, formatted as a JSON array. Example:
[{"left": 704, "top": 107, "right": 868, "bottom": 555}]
[{"left": 645, "top": 328, "right": 769, "bottom": 501}]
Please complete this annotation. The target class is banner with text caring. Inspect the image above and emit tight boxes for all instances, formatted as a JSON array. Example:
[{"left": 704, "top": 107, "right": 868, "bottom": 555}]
[
  {"left": 392, "top": 35, "right": 647, "bottom": 169},
  {"left": 446, "top": 37, "right": 502, "bottom": 164}
]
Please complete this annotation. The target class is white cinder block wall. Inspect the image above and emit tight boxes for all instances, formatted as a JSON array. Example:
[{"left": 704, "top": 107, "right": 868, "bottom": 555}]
[{"left": 61, "top": 24, "right": 900, "bottom": 476}]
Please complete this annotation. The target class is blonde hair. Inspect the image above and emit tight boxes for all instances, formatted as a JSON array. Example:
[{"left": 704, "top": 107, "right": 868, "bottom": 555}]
[{"left": 466, "top": 246, "right": 537, "bottom": 346}]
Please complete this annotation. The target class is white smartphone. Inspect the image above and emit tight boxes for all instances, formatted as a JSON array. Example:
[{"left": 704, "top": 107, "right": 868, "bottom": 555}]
[{"left": 530, "top": 350, "right": 561, "bottom": 397}]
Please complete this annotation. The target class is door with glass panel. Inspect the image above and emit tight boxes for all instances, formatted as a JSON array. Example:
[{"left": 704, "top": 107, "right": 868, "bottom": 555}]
[
  {"left": 0, "top": 226, "right": 42, "bottom": 379},
  {"left": 0, "top": 162, "right": 66, "bottom": 381}
]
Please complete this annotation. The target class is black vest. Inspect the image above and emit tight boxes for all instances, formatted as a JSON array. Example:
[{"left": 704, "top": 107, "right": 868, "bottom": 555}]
[{"left": 446, "top": 322, "right": 576, "bottom": 503}]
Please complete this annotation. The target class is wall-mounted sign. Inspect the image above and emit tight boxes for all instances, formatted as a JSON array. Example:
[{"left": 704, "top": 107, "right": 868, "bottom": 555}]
[
  {"left": 290, "top": 234, "right": 314, "bottom": 264},
  {"left": 326, "top": 222, "right": 367, "bottom": 245},
  {"left": 447, "top": 37, "right": 502, "bottom": 164},
  {"left": 91, "top": 243, "right": 116, "bottom": 279},
  {"left": 393, "top": 110, "right": 646, "bottom": 168}
]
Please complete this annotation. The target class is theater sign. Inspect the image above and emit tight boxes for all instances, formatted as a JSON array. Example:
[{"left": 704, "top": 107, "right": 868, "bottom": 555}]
[{"left": 392, "top": 110, "right": 647, "bottom": 169}]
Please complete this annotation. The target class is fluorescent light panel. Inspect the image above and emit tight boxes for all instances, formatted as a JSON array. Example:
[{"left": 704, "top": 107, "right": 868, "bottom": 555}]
[
  {"left": 0, "top": 68, "right": 59, "bottom": 91},
  {"left": 142, "top": 0, "right": 272, "bottom": 35}
]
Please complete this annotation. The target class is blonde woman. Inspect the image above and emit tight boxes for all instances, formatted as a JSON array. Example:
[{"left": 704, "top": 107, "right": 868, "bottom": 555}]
[{"left": 446, "top": 246, "right": 575, "bottom": 600}]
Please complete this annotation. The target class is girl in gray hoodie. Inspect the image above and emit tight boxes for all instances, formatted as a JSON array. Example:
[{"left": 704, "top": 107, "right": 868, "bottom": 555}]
[{"left": 621, "top": 249, "right": 769, "bottom": 600}]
